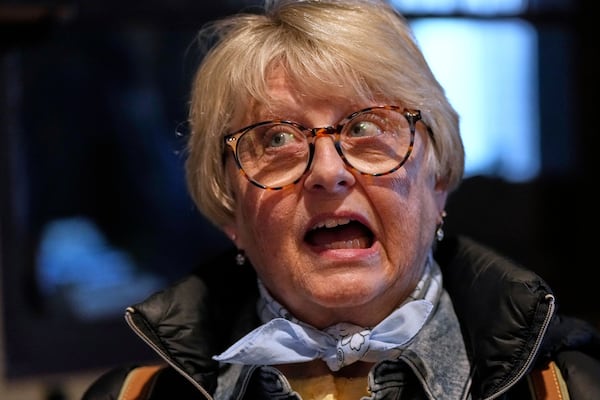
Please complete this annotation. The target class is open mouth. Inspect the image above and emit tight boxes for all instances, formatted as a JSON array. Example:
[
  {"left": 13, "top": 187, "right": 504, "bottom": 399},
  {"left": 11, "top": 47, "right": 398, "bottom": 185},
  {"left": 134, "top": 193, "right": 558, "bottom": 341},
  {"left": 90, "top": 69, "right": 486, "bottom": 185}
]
[{"left": 304, "top": 218, "right": 374, "bottom": 250}]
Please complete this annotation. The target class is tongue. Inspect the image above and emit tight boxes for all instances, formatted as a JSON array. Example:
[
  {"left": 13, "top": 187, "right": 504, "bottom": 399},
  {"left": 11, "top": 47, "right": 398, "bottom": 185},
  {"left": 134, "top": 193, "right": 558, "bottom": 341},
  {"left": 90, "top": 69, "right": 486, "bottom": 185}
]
[{"left": 307, "top": 224, "right": 371, "bottom": 249}]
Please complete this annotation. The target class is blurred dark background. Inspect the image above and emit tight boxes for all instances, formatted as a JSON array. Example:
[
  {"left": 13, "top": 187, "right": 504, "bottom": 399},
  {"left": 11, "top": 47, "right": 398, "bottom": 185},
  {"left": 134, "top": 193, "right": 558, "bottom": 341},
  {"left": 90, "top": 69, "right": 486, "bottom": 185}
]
[{"left": 0, "top": 0, "right": 597, "bottom": 390}]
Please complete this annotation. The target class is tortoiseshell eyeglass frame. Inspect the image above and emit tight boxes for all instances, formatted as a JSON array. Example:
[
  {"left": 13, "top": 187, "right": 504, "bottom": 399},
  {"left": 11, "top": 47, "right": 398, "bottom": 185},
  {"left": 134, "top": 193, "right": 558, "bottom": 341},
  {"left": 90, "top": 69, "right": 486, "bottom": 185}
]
[{"left": 223, "top": 105, "right": 434, "bottom": 190}]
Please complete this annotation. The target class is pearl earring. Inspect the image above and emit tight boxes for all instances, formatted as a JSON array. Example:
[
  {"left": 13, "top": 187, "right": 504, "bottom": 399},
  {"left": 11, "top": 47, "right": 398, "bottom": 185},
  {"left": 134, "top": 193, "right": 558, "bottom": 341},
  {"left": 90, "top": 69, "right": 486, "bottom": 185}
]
[
  {"left": 235, "top": 249, "right": 246, "bottom": 266},
  {"left": 435, "top": 211, "right": 447, "bottom": 242}
]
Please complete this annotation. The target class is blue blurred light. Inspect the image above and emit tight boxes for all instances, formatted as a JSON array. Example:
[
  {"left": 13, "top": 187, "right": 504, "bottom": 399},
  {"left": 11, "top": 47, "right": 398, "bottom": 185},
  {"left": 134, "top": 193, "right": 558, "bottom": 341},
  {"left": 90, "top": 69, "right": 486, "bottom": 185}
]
[
  {"left": 391, "top": 0, "right": 527, "bottom": 14},
  {"left": 37, "top": 216, "right": 165, "bottom": 321},
  {"left": 410, "top": 18, "right": 539, "bottom": 182}
]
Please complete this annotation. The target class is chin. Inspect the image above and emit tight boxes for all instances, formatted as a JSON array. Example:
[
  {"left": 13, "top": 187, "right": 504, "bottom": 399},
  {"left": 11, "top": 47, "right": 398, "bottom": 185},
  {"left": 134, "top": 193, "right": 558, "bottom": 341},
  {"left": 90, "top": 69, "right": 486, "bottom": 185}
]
[{"left": 307, "top": 275, "right": 382, "bottom": 308}]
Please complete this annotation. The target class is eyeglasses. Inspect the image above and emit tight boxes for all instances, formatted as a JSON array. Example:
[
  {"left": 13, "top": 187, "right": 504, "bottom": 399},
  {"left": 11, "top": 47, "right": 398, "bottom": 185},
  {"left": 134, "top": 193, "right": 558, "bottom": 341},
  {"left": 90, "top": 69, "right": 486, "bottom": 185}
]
[{"left": 224, "top": 105, "right": 428, "bottom": 190}]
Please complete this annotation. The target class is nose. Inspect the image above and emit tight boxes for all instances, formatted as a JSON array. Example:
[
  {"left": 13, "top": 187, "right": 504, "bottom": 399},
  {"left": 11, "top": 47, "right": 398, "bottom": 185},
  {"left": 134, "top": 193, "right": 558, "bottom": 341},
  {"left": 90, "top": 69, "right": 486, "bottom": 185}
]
[{"left": 303, "top": 135, "right": 356, "bottom": 192}]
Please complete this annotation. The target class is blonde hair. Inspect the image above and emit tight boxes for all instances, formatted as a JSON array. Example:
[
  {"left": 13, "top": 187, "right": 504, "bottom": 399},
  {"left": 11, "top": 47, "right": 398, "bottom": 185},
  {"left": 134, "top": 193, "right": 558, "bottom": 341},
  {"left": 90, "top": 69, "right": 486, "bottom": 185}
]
[{"left": 185, "top": 0, "right": 464, "bottom": 228}]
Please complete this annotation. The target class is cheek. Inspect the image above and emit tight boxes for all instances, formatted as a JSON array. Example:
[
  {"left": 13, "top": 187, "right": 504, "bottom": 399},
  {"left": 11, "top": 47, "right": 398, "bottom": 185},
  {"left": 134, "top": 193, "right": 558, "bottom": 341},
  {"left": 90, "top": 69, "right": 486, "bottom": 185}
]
[
  {"left": 226, "top": 160, "right": 278, "bottom": 238},
  {"left": 372, "top": 168, "right": 439, "bottom": 241},
  {"left": 234, "top": 184, "right": 298, "bottom": 250},
  {"left": 234, "top": 186, "right": 263, "bottom": 242}
]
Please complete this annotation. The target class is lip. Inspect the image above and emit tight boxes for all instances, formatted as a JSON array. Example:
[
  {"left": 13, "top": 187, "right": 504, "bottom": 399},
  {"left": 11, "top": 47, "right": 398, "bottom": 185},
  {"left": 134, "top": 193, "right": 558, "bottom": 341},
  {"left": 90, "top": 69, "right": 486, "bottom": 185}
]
[
  {"left": 305, "top": 211, "right": 374, "bottom": 234},
  {"left": 303, "top": 211, "right": 378, "bottom": 258},
  {"left": 303, "top": 240, "right": 382, "bottom": 266}
]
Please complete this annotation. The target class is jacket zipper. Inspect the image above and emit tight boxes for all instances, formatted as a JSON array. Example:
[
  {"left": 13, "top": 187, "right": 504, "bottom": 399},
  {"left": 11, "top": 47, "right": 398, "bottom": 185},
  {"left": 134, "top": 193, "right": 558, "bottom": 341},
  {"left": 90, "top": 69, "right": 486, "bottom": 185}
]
[
  {"left": 482, "top": 293, "right": 556, "bottom": 400},
  {"left": 124, "top": 307, "right": 215, "bottom": 400}
]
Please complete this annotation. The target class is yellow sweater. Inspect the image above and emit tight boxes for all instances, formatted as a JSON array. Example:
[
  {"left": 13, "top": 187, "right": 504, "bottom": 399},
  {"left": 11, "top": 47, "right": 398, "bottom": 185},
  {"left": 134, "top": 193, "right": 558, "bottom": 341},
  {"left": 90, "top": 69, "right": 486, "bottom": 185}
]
[{"left": 287, "top": 375, "right": 370, "bottom": 400}]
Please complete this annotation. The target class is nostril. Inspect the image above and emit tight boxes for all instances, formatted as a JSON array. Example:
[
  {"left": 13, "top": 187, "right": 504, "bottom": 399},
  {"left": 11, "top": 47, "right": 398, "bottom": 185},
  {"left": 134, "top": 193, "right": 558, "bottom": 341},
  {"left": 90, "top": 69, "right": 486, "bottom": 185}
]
[
  {"left": 303, "top": 136, "right": 356, "bottom": 192},
  {"left": 304, "top": 165, "right": 355, "bottom": 192}
]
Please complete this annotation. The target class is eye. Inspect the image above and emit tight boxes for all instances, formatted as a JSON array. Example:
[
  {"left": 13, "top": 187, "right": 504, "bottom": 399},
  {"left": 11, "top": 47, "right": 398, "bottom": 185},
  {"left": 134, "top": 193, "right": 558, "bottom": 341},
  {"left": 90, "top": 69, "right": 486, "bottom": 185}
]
[
  {"left": 256, "top": 123, "right": 305, "bottom": 150},
  {"left": 347, "top": 120, "right": 382, "bottom": 138},
  {"left": 268, "top": 131, "right": 296, "bottom": 148}
]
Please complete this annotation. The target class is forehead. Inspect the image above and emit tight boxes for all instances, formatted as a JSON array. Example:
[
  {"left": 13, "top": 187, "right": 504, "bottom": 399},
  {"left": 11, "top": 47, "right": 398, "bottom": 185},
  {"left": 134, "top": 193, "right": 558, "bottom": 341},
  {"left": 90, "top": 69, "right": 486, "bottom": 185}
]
[{"left": 235, "top": 66, "right": 372, "bottom": 125}]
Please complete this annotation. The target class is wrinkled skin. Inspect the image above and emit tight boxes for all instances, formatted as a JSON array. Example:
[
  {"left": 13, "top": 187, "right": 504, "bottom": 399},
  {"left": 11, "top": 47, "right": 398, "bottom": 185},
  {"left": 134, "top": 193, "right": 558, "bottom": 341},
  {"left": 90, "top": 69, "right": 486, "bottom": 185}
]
[{"left": 224, "top": 67, "right": 448, "bottom": 330}]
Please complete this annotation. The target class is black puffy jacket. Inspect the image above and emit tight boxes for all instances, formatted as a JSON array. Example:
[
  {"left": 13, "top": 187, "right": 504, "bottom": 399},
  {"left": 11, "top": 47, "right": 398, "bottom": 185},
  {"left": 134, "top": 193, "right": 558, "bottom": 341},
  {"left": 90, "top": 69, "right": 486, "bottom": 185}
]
[{"left": 83, "top": 236, "right": 600, "bottom": 399}]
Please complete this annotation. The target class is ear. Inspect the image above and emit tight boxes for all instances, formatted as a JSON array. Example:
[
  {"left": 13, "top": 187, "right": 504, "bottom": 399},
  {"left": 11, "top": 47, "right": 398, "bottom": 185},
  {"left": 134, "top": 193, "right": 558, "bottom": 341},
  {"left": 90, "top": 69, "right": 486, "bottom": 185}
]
[
  {"left": 433, "top": 176, "right": 449, "bottom": 214},
  {"left": 223, "top": 224, "right": 239, "bottom": 247}
]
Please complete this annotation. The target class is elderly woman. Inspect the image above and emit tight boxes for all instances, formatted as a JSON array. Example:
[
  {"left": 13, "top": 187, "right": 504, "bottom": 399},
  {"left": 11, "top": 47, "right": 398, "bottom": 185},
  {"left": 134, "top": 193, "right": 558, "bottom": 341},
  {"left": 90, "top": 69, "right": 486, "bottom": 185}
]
[{"left": 83, "top": 0, "right": 600, "bottom": 399}]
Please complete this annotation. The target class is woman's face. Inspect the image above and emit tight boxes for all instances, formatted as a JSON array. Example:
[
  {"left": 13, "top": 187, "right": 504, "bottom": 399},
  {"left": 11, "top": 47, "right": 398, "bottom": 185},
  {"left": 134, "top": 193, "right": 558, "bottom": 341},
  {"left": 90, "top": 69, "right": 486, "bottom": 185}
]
[{"left": 224, "top": 69, "right": 448, "bottom": 328}]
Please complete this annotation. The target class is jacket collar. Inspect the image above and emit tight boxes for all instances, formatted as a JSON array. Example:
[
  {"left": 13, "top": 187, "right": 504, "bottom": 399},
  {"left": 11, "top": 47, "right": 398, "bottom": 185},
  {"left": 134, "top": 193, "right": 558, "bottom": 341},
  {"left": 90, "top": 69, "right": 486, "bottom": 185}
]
[{"left": 435, "top": 235, "right": 555, "bottom": 398}]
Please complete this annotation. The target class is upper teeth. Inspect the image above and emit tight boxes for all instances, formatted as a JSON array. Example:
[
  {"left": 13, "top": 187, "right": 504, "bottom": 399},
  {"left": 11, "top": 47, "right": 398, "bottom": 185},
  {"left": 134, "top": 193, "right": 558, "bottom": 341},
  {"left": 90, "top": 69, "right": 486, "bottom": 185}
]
[{"left": 312, "top": 218, "right": 351, "bottom": 230}]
